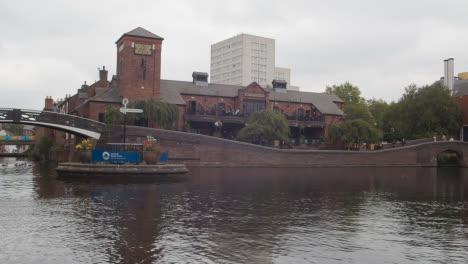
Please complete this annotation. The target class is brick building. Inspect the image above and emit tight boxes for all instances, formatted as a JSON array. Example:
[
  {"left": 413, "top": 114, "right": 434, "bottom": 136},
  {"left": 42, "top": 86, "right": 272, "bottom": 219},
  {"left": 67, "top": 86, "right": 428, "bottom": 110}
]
[{"left": 52, "top": 27, "right": 344, "bottom": 145}]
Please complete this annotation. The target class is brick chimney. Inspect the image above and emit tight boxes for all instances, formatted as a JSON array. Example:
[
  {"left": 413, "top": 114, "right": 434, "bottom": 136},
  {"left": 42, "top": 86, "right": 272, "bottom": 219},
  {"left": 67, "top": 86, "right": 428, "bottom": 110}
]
[
  {"left": 99, "top": 65, "right": 108, "bottom": 83},
  {"left": 44, "top": 96, "right": 54, "bottom": 111}
]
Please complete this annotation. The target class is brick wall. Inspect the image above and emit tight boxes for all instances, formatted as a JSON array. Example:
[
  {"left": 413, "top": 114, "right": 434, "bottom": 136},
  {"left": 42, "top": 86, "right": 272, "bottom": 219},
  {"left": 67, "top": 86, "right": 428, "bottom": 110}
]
[
  {"left": 99, "top": 125, "right": 468, "bottom": 167},
  {"left": 453, "top": 95, "right": 468, "bottom": 125},
  {"left": 116, "top": 35, "right": 163, "bottom": 101}
]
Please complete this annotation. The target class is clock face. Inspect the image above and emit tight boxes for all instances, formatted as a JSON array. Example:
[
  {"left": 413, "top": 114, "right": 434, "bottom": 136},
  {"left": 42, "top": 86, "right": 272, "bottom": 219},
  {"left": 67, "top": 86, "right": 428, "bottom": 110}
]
[{"left": 134, "top": 43, "right": 152, "bottom": 55}]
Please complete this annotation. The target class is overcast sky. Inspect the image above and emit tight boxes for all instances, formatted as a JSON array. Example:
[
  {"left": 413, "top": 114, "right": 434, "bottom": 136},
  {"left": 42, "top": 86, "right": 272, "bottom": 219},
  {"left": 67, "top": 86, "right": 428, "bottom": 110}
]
[{"left": 1, "top": 0, "right": 468, "bottom": 109}]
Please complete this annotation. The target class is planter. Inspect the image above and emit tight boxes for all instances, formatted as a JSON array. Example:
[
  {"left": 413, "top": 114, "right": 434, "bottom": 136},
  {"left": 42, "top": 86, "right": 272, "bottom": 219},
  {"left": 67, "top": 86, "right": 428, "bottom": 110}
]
[
  {"left": 79, "top": 150, "right": 92, "bottom": 163},
  {"left": 142, "top": 151, "right": 161, "bottom": 165}
]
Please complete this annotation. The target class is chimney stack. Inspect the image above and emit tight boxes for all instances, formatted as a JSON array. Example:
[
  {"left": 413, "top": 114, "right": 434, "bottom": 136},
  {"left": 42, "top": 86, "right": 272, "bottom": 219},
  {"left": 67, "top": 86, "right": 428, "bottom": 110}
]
[
  {"left": 99, "top": 65, "right": 108, "bottom": 83},
  {"left": 443, "top": 58, "right": 455, "bottom": 95},
  {"left": 44, "top": 96, "right": 54, "bottom": 110},
  {"left": 444, "top": 59, "right": 448, "bottom": 88}
]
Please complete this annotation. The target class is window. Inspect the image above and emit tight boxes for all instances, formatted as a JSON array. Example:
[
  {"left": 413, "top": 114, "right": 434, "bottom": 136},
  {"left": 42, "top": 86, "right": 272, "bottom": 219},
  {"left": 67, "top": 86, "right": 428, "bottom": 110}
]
[
  {"left": 219, "top": 103, "right": 226, "bottom": 115},
  {"left": 98, "top": 113, "right": 105, "bottom": 122},
  {"left": 136, "top": 58, "right": 147, "bottom": 80},
  {"left": 298, "top": 108, "right": 304, "bottom": 121},
  {"left": 189, "top": 101, "right": 196, "bottom": 114},
  {"left": 243, "top": 100, "right": 266, "bottom": 118}
]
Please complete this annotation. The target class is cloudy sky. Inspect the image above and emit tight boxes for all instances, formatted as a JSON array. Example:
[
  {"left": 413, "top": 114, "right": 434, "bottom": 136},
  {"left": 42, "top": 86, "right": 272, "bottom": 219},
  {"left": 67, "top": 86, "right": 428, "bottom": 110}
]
[{"left": 1, "top": 0, "right": 468, "bottom": 109}]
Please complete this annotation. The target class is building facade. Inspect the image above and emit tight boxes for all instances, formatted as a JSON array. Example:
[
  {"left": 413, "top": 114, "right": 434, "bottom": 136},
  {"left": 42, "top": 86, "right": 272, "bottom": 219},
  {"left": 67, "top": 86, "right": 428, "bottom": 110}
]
[
  {"left": 210, "top": 33, "right": 294, "bottom": 89},
  {"left": 50, "top": 28, "right": 344, "bottom": 146}
]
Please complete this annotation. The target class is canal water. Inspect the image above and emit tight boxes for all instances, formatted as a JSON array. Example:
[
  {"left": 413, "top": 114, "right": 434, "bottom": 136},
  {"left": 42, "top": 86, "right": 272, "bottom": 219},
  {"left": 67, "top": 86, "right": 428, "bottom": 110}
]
[{"left": 0, "top": 157, "right": 467, "bottom": 264}]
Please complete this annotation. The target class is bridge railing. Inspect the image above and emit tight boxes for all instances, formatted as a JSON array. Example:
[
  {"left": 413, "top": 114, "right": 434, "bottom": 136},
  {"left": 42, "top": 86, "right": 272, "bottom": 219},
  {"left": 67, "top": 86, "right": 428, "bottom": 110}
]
[
  {"left": 382, "top": 138, "right": 435, "bottom": 149},
  {"left": 0, "top": 108, "right": 105, "bottom": 139}
]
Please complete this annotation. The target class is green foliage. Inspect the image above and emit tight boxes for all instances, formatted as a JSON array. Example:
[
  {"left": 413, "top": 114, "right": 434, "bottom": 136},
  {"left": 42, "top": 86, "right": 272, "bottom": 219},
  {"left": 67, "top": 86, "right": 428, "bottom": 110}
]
[
  {"left": 4, "top": 124, "right": 24, "bottom": 135},
  {"left": 238, "top": 110, "right": 289, "bottom": 142},
  {"left": 326, "top": 82, "right": 374, "bottom": 123},
  {"left": 344, "top": 103, "right": 373, "bottom": 122},
  {"left": 367, "top": 98, "right": 389, "bottom": 129},
  {"left": 326, "top": 82, "right": 364, "bottom": 105},
  {"left": 103, "top": 106, "right": 123, "bottom": 125},
  {"left": 382, "top": 83, "right": 463, "bottom": 140},
  {"left": 30, "top": 135, "right": 54, "bottom": 161},
  {"left": 328, "top": 119, "right": 382, "bottom": 145},
  {"left": 128, "top": 98, "right": 179, "bottom": 129}
]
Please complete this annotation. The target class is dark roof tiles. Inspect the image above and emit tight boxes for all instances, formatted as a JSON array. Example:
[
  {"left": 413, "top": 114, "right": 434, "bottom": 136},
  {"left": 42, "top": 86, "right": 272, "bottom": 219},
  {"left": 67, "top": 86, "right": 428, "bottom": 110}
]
[
  {"left": 115, "top": 27, "right": 164, "bottom": 43},
  {"left": 160, "top": 79, "right": 344, "bottom": 116}
]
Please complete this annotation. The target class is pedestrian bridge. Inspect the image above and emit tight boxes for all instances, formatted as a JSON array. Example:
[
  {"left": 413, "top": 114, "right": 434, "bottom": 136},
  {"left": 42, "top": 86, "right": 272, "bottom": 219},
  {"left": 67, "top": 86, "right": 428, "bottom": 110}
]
[{"left": 0, "top": 108, "right": 104, "bottom": 139}]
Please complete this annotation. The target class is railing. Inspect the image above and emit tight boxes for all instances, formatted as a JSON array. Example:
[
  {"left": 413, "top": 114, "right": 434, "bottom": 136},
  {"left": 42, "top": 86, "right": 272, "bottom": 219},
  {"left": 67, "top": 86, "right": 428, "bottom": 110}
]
[
  {"left": 0, "top": 108, "right": 105, "bottom": 138},
  {"left": 184, "top": 111, "right": 325, "bottom": 127}
]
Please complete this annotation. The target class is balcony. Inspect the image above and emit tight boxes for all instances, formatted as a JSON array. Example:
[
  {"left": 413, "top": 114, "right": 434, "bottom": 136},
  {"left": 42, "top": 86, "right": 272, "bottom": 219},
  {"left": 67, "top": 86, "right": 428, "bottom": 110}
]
[
  {"left": 220, "top": 115, "right": 246, "bottom": 124},
  {"left": 184, "top": 113, "right": 217, "bottom": 123},
  {"left": 286, "top": 116, "right": 325, "bottom": 128},
  {"left": 184, "top": 111, "right": 325, "bottom": 127},
  {"left": 184, "top": 112, "right": 247, "bottom": 125}
]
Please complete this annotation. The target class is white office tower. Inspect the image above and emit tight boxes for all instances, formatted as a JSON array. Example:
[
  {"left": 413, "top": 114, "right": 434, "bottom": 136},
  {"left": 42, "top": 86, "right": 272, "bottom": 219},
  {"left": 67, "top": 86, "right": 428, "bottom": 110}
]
[{"left": 211, "top": 34, "right": 293, "bottom": 88}]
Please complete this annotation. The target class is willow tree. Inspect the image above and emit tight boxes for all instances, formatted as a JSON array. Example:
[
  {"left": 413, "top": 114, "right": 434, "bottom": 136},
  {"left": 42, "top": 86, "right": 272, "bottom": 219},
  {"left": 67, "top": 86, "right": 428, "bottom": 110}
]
[
  {"left": 238, "top": 110, "right": 289, "bottom": 142},
  {"left": 328, "top": 119, "right": 382, "bottom": 148},
  {"left": 128, "top": 98, "right": 179, "bottom": 129},
  {"left": 103, "top": 106, "right": 123, "bottom": 125}
]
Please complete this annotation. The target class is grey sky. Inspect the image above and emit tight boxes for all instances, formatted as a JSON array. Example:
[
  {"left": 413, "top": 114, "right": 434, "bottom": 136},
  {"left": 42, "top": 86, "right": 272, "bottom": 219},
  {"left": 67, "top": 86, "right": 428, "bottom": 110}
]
[{"left": 1, "top": 0, "right": 468, "bottom": 110}]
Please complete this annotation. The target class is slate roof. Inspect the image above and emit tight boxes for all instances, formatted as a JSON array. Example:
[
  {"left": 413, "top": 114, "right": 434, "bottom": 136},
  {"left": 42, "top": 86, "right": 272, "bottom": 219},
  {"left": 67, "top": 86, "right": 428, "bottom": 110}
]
[
  {"left": 269, "top": 90, "right": 344, "bottom": 115},
  {"left": 70, "top": 88, "right": 121, "bottom": 113},
  {"left": 160, "top": 79, "right": 344, "bottom": 116},
  {"left": 452, "top": 79, "right": 468, "bottom": 97},
  {"left": 115, "top": 27, "right": 164, "bottom": 43},
  {"left": 90, "top": 88, "right": 121, "bottom": 103}
]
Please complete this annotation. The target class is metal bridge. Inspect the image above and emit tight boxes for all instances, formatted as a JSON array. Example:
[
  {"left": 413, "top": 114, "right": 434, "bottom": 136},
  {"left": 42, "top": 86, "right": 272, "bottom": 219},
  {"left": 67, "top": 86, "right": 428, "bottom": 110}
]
[{"left": 0, "top": 108, "right": 104, "bottom": 139}]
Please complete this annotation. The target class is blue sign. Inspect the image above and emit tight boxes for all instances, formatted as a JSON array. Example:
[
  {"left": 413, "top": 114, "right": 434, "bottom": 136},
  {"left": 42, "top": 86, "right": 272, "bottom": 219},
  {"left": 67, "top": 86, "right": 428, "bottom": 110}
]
[{"left": 92, "top": 149, "right": 140, "bottom": 164}]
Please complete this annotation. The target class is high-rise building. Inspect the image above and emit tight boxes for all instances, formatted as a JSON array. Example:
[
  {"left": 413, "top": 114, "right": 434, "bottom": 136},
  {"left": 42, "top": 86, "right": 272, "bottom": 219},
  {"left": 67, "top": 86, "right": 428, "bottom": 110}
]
[{"left": 210, "top": 34, "right": 294, "bottom": 88}]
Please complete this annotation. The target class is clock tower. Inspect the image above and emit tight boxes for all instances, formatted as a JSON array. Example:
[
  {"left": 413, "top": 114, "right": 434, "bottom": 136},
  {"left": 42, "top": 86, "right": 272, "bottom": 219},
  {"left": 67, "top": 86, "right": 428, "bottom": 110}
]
[{"left": 115, "top": 27, "right": 164, "bottom": 101}]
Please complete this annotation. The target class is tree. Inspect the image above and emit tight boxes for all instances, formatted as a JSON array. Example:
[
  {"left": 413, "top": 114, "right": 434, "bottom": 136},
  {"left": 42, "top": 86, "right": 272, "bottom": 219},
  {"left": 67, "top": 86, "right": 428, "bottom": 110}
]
[
  {"left": 103, "top": 106, "right": 123, "bottom": 125},
  {"left": 238, "top": 110, "right": 289, "bottom": 142},
  {"left": 344, "top": 103, "right": 373, "bottom": 122},
  {"left": 328, "top": 119, "right": 382, "bottom": 148},
  {"left": 382, "top": 83, "right": 462, "bottom": 139},
  {"left": 326, "top": 82, "right": 374, "bottom": 122},
  {"left": 367, "top": 98, "right": 389, "bottom": 130},
  {"left": 326, "top": 82, "right": 364, "bottom": 105},
  {"left": 128, "top": 98, "right": 179, "bottom": 130}
]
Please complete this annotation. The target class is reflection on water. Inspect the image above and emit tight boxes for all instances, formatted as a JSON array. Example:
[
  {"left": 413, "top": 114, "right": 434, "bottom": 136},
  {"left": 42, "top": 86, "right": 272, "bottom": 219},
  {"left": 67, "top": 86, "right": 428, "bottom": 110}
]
[{"left": 0, "top": 158, "right": 467, "bottom": 263}]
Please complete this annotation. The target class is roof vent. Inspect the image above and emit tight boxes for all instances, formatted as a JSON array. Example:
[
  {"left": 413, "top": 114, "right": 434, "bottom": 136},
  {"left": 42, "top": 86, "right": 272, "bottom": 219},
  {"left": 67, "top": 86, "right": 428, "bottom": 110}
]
[
  {"left": 272, "top": 79, "right": 287, "bottom": 93},
  {"left": 192, "top": 72, "right": 208, "bottom": 86}
]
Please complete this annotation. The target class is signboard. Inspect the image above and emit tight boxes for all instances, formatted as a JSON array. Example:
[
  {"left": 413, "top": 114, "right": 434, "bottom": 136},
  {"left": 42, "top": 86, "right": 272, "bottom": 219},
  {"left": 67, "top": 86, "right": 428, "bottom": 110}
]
[
  {"left": 92, "top": 149, "right": 140, "bottom": 164},
  {"left": 120, "top": 108, "right": 143, "bottom": 114},
  {"left": 244, "top": 92, "right": 265, "bottom": 98}
]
